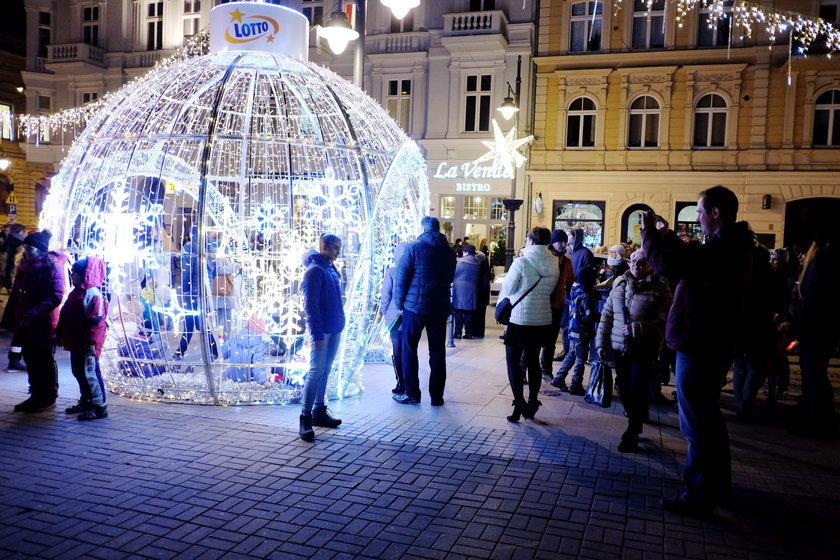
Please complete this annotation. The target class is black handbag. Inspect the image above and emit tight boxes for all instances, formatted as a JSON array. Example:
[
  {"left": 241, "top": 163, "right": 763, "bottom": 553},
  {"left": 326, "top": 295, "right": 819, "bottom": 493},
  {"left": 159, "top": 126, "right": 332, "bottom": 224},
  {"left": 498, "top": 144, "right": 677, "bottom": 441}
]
[
  {"left": 495, "top": 263, "right": 543, "bottom": 325},
  {"left": 584, "top": 360, "right": 613, "bottom": 408}
]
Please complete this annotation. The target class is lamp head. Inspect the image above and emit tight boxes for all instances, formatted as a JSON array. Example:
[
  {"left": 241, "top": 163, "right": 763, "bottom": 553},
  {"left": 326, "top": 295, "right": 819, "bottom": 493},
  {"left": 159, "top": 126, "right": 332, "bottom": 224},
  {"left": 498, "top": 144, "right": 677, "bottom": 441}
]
[
  {"left": 497, "top": 96, "right": 519, "bottom": 120},
  {"left": 320, "top": 10, "right": 359, "bottom": 55},
  {"left": 382, "top": 0, "right": 420, "bottom": 20}
]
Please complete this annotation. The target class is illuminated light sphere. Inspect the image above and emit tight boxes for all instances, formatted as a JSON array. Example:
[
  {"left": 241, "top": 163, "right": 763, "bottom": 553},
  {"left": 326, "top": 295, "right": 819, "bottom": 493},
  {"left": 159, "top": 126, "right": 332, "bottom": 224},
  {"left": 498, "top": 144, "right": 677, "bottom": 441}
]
[{"left": 42, "top": 2, "right": 429, "bottom": 405}]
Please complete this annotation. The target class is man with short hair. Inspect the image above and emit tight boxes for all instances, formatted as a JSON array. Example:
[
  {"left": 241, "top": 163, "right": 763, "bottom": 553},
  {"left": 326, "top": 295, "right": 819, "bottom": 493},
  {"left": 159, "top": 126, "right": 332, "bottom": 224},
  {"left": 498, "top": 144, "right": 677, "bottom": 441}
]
[
  {"left": 541, "top": 230, "right": 574, "bottom": 381},
  {"left": 394, "top": 216, "right": 456, "bottom": 406},
  {"left": 642, "top": 185, "right": 756, "bottom": 516}
]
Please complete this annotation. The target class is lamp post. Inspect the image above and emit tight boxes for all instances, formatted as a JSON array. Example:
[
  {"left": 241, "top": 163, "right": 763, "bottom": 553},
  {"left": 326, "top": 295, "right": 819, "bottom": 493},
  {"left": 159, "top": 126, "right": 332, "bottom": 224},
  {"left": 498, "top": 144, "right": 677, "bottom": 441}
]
[
  {"left": 502, "top": 198, "right": 523, "bottom": 270},
  {"left": 321, "top": 0, "right": 419, "bottom": 88}
]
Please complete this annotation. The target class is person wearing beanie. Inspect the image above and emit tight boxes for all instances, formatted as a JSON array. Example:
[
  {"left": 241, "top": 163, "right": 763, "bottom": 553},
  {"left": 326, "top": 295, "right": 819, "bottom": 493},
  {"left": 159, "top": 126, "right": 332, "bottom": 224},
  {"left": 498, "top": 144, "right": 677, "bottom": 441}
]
[
  {"left": 541, "top": 229, "right": 574, "bottom": 380},
  {"left": 57, "top": 256, "right": 110, "bottom": 420},
  {"left": 1, "top": 229, "right": 66, "bottom": 413},
  {"left": 595, "top": 245, "right": 630, "bottom": 292}
]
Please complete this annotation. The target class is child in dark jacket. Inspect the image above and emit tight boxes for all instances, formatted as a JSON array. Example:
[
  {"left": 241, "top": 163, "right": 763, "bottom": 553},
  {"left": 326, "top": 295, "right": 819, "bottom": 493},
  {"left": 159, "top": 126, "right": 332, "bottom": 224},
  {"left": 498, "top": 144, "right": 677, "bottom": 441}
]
[
  {"left": 57, "top": 256, "right": 109, "bottom": 420},
  {"left": 551, "top": 267, "right": 598, "bottom": 394}
]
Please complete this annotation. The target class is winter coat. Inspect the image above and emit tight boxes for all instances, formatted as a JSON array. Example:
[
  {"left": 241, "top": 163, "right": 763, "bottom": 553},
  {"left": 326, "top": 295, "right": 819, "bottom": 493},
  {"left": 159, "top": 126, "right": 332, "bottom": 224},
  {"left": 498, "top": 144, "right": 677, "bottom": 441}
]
[
  {"left": 596, "top": 271, "right": 672, "bottom": 355},
  {"left": 475, "top": 252, "right": 491, "bottom": 309},
  {"left": 117, "top": 332, "right": 167, "bottom": 378},
  {"left": 795, "top": 241, "right": 840, "bottom": 346},
  {"left": 224, "top": 325, "right": 268, "bottom": 384},
  {"left": 569, "top": 228, "right": 596, "bottom": 281},
  {"left": 57, "top": 256, "right": 109, "bottom": 357},
  {"left": 452, "top": 254, "right": 480, "bottom": 310},
  {"left": 395, "top": 231, "right": 456, "bottom": 316},
  {"left": 180, "top": 225, "right": 217, "bottom": 311},
  {"left": 567, "top": 284, "right": 598, "bottom": 339},
  {"left": 1, "top": 251, "right": 66, "bottom": 344},
  {"left": 380, "top": 243, "right": 408, "bottom": 325},
  {"left": 643, "top": 221, "right": 756, "bottom": 354},
  {"left": 498, "top": 244, "right": 560, "bottom": 326},
  {"left": 3, "top": 233, "right": 23, "bottom": 285},
  {"left": 550, "top": 254, "right": 575, "bottom": 310},
  {"left": 302, "top": 252, "right": 345, "bottom": 341},
  {"left": 594, "top": 260, "right": 629, "bottom": 291}
]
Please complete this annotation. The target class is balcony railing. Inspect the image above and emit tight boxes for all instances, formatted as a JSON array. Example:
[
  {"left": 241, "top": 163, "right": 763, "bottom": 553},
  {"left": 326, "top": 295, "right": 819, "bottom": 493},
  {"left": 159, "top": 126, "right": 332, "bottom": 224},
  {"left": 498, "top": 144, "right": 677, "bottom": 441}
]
[
  {"left": 443, "top": 10, "right": 508, "bottom": 37},
  {"left": 123, "top": 49, "right": 174, "bottom": 68},
  {"left": 47, "top": 42, "right": 105, "bottom": 66},
  {"left": 369, "top": 32, "right": 430, "bottom": 54}
]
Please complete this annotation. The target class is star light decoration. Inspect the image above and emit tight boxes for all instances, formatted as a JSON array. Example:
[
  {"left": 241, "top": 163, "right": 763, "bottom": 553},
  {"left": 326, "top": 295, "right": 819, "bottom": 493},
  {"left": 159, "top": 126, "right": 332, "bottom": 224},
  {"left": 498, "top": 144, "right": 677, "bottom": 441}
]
[{"left": 473, "top": 119, "right": 534, "bottom": 179}]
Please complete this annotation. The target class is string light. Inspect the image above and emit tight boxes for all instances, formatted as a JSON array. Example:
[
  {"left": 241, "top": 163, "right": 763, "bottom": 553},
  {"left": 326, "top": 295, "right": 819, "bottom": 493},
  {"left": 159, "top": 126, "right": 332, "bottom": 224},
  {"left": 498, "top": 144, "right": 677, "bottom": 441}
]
[
  {"left": 612, "top": 0, "right": 840, "bottom": 53},
  {"left": 40, "top": 50, "right": 429, "bottom": 405}
]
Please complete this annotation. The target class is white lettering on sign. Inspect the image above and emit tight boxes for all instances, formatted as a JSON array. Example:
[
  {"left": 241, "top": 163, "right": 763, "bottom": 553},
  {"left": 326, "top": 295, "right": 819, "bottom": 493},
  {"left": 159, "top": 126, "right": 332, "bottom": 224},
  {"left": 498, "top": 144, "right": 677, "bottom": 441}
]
[
  {"left": 455, "top": 183, "right": 491, "bottom": 192},
  {"left": 433, "top": 161, "right": 512, "bottom": 180}
]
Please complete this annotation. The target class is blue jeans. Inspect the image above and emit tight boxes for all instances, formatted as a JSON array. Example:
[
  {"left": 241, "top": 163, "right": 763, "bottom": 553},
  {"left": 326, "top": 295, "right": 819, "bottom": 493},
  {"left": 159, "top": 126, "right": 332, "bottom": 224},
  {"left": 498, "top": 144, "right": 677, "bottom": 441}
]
[
  {"left": 301, "top": 332, "right": 341, "bottom": 415},
  {"left": 675, "top": 351, "right": 732, "bottom": 507},
  {"left": 557, "top": 334, "right": 591, "bottom": 387},
  {"left": 401, "top": 309, "right": 448, "bottom": 402}
]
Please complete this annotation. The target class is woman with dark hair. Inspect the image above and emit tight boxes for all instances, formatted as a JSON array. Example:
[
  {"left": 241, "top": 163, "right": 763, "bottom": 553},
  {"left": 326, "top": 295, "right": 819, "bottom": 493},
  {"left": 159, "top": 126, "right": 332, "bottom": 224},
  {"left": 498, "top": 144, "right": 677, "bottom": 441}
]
[
  {"left": 499, "top": 226, "right": 559, "bottom": 421},
  {"left": 2, "top": 230, "right": 66, "bottom": 413}
]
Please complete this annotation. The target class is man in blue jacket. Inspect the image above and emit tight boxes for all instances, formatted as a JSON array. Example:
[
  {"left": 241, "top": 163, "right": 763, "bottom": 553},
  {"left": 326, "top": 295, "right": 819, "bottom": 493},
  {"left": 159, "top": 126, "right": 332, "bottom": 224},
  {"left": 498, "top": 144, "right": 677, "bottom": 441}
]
[
  {"left": 394, "top": 216, "right": 456, "bottom": 406},
  {"left": 299, "top": 234, "right": 346, "bottom": 441}
]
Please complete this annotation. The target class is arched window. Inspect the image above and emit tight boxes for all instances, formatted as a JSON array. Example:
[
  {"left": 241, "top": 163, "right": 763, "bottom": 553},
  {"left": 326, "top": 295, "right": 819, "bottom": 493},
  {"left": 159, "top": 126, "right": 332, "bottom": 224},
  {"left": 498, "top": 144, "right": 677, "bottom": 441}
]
[
  {"left": 628, "top": 95, "right": 660, "bottom": 148},
  {"left": 694, "top": 93, "right": 727, "bottom": 147},
  {"left": 813, "top": 89, "right": 840, "bottom": 146},
  {"left": 620, "top": 203, "right": 653, "bottom": 245},
  {"left": 570, "top": 1, "right": 602, "bottom": 52},
  {"left": 567, "top": 97, "right": 597, "bottom": 148},
  {"left": 675, "top": 202, "right": 705, "bottom": 242},
  {"left": 553, "top": 200, "right": 605, "bottom": 248}
]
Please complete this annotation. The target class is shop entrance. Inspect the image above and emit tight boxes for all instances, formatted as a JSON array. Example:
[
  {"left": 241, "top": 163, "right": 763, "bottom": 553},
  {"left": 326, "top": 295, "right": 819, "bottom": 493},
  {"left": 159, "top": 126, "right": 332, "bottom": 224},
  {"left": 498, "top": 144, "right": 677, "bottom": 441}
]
[{"left": 784, "top": 197, "right": 840, "bottom": 253}]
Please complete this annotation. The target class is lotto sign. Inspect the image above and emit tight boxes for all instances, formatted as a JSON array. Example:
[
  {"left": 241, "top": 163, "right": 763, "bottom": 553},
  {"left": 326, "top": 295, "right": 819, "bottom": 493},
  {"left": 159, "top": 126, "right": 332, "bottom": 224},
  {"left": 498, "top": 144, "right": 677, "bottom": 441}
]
[{"left": 210, "top": 1, "right": 308, "bottom": 60}]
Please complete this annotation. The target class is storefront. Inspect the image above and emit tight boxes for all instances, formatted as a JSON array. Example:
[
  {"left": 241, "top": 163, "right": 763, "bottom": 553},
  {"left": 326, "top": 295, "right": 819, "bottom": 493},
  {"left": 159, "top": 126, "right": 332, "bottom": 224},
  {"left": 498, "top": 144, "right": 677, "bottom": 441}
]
[{"left": 428, "top": 159, "right": 514, "bottom": 257}]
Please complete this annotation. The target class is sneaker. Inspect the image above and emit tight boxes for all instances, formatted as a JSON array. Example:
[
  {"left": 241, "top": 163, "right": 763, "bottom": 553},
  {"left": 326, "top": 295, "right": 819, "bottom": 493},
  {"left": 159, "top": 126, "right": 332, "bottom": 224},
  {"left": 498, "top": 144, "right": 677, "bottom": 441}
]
[
  {"left": 78, "top": 405, "right": 108, "bottom": 421},
  {"left": 549, "top": 376, "right": 567, "bottom": 390},
  {"left": 392, "top": 393, "right": 419, "bottom": 405},
  {"left": 65, "top": 400, "right": 92, "bottom": 414},
  {"left": 6, "top": 360, "right": 26, "bottom": 373}
]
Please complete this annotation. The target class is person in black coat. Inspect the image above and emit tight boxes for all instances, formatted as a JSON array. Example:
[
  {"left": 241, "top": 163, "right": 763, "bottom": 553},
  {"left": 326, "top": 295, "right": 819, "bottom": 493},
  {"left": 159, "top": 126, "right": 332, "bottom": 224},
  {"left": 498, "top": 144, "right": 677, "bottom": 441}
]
[
  {"left": 394, "top": 216, "right": 456, "bottom": 406},
  {"left": 472, "top": 249, "right": 492, "bottom": 338}
]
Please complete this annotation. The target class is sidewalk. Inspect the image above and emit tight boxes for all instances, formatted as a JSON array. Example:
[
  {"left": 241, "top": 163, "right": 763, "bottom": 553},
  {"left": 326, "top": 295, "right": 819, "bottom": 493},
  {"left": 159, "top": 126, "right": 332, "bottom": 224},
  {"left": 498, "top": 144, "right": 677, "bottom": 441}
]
[{"left": 0, "top": 314, "right": 839, "bottom": 559}]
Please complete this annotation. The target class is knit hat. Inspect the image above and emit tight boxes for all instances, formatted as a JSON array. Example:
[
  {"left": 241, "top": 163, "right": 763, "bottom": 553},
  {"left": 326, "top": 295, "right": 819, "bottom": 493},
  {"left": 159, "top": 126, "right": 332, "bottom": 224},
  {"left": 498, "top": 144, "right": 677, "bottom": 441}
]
[
  {"left": 609, "top": 244, "right": 626, "bottom": 258},
  {"left": 550, "top": 229, "right": 568, "bottom": 244},
  {"left": 23, "top": 230, "right": 51, "bottom": 252},
  {"left": 71, "top": 258, "right": 88, "bottom": 276}
]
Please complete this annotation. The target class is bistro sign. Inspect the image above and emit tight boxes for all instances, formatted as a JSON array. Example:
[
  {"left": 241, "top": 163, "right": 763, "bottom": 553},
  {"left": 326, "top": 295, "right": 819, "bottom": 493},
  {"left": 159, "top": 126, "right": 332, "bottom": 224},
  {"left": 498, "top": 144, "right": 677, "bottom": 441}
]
[{"left": 433, "top": 161, "right": 512, "bottom": 180}]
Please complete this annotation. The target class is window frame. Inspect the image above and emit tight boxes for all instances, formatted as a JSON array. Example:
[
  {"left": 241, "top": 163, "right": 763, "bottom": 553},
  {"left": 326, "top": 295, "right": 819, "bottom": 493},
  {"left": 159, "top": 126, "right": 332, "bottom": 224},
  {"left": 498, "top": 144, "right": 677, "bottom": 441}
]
[
  {"left": 813, "top": 88, "right": 840, "bottom": 147},
  {"left": 631, "top": 0, "right": 665, "bottom": 49},
  {"left": 569, "top": 1, "right": 603, "bottom": 53},
  {"left": 566, "top": 96, "right": 597, "bottom": 149},
  {"left": 620, "top": 203, "right": 654, "bottom": 245},
  {"left": 693, "top": 93, "right": 728, "bottom": 148},
  {"left": 552, "top": 200, "right": 606, "bottom": 248},
  {"left": 627, "top": 95, "right": 660, "bottom": 149},
  {"left": 38, "top": 11, "right": 51, "bottom": 59},
  {"left": 82, "top": 5, "right": 100, "bottom": 47},
  {"left": 146, "top": 1, "right": 164, "bottom": 51},
  {"left": 697, "top": 0, "right": 733, "bottom": 48},
  {"left": 386, "top": 78, "right": 412, "bottom": 132},
  {"left": 0, "top": 103, "right": 13, "bottom": 141},
  {"left": 463, "top": 73, "right": 493, "bottom": 133},
  {"left": 301, "top": 0, "right": 323, "bottom": 26}
]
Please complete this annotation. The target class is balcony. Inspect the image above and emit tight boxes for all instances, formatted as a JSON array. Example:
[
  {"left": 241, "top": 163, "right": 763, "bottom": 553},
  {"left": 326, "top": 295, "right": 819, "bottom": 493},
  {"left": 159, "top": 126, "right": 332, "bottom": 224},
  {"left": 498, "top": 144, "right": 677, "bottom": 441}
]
[
  {"left": 368, "top": 32, "right": 431, "bottom": 55},
  {"left": 46, "top": 42, "right": 105, "bottom": 68},
  {"left": 443, "top": 10, "right": 508, "bottom": 37}
]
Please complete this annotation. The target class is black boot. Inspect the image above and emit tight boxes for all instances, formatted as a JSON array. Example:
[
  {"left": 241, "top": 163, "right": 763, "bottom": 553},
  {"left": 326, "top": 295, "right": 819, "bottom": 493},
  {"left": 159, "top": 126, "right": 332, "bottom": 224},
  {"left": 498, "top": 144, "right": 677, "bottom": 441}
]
[
  {"left": 78, "top": 405, "right": 108, "bottom": 421},
  {"left": 299, "top": 414, "right": 315, "bottom": 441},
  {"left": 507, "top": 400, "right": 526, "bottom": 423},
  {"left": 523, "top": 400, "right": 542, "bottom": 420},
  {"left": 312, "top": 405, "right": 342, "bottom": 428},
  {"left": 65, "top": 399, "right": 92, "bottom": 414},
  {"left": 618, "top": 425, "right": 640, "bottom": 453}
]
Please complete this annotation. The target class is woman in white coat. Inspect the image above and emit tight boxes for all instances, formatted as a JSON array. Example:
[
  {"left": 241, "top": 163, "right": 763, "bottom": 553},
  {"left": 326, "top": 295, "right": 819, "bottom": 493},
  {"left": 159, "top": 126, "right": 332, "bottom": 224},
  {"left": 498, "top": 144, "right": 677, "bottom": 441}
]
[{"left": 499, "top": 227, "right": 560, "bottom": 422}]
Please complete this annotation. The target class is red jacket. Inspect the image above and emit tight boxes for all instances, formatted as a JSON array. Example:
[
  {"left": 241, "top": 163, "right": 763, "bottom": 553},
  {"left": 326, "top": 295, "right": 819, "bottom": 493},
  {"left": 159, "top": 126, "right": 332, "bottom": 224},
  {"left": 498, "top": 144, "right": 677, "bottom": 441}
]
[
  {"left": 57, "top": 256, "right": 108, "bottom": 356},
  {"left": 550, "top": 254, "right": 575, "bottom": 310}
]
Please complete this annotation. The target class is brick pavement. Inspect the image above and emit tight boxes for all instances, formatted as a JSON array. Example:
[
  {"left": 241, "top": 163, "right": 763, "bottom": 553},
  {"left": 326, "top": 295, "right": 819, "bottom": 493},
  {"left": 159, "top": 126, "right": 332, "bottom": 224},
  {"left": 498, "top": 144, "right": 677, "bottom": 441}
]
[{"left": 0, "top": 320, "right": 839, "bottom": 559}]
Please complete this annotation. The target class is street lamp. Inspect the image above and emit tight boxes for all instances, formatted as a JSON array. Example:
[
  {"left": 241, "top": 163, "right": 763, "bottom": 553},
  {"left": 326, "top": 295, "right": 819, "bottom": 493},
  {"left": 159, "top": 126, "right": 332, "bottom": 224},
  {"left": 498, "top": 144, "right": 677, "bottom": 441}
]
[
  {"left": 0, "top": 148, "right": 10, "bottom": 172},
  {"left": 497, "top": 83, "right": 519, "bottom": 120},
  {"left": 320, "top": 0, "right": 419, "bottom": 88},
  {"left": 502, "top": 199, "right": 523, "bottom": 270}
]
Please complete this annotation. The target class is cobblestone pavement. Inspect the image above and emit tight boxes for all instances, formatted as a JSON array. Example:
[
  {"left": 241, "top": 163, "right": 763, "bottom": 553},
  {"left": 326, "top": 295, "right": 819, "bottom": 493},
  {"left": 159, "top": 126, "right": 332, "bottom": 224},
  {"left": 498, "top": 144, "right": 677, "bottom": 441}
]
[{"left": 0, "top": 320, "right": 838, "bottom": 560}]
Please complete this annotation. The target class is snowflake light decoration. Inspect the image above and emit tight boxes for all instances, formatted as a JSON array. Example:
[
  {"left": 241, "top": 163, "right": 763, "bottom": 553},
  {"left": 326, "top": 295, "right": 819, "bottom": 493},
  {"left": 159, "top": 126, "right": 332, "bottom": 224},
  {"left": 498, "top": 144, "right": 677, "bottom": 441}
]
[
  {"left": 473, "top": 119, "right": 534, "bottom": 179},
  {"left": 41, "top": 4, "right": 429, "bottom": 406}
]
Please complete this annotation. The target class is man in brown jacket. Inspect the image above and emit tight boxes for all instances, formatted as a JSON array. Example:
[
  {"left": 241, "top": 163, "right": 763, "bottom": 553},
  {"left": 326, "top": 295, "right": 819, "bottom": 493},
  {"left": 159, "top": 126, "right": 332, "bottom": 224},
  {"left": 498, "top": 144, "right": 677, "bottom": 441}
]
[{"left": 541, "top": 230, "right": 575, "bottom": 382}]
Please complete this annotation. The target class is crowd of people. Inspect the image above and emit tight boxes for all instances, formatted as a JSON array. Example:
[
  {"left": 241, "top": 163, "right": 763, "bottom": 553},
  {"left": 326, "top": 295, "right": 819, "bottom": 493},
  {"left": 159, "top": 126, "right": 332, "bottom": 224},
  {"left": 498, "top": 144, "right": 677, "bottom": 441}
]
[
  {"left": 383, "top": 185, "right": 837, "bottom": 517},
  {"left": 1, "top": 185, "right": 837, "bottom": 519}
]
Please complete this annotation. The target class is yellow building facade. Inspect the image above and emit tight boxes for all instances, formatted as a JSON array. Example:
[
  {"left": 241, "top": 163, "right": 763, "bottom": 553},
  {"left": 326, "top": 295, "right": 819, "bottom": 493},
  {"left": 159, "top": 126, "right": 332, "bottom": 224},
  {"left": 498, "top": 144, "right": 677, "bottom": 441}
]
[{"left": 529, "top": 0, "right": 840, "bottom": 253}]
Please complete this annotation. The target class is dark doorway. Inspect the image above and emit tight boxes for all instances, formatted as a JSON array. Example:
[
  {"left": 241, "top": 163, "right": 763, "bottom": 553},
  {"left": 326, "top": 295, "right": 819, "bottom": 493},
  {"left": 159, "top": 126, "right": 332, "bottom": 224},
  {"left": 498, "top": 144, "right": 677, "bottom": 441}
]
[
  {"left": 620, "top": 203, "right": 653, "bottom": 245},
  {"left": 784, "top": 197, "right": 840, "bottom": 254}
]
